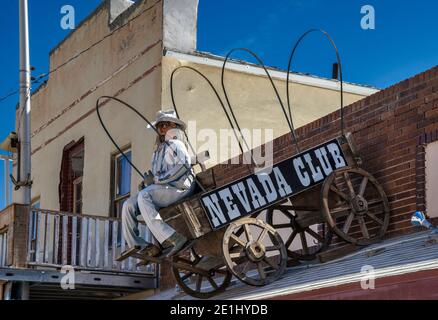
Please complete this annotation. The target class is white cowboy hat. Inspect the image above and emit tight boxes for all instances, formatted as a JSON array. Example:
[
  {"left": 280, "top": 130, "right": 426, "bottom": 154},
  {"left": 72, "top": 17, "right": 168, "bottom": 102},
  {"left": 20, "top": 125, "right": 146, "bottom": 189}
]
[{"left": 147, "top": 109, "right": 187, "bottom": 131}]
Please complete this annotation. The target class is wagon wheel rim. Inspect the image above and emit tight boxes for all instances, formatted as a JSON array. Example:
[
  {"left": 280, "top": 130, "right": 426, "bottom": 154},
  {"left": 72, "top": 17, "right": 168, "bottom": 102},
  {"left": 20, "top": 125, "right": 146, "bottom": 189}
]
[
  {"left": 172, "top": 247, "right": 232, "bottom": 299},
  {"left": 222, "top": 218, "right": 287, "bottom": 287},
  {"left": 321, "top": 167, "right": 390, "bottom": 246},
  {"left": 266, "top": 206, "right": 332, "bottom": 261}
]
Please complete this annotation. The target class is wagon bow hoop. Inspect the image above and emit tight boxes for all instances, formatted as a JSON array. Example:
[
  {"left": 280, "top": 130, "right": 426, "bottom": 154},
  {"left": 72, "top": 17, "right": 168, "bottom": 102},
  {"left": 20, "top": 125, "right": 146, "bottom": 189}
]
[
  {"left": 170, "top": 65, "right": 256, "bottom": 175},
  {"left": 286, "top": 29, "right": 345, "bottom": 149},
  {"left": 221, "top": 47, "right": 301, "bottom": 164}
]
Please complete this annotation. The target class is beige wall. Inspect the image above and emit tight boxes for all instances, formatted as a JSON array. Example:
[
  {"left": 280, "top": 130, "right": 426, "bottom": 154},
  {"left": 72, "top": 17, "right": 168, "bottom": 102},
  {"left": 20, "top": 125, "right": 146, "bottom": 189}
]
[
  {"left": 21, "top": 1, "right": 164, "bottom": 215},
  {"left": 426, "top": 141, "right": 438, "bottom": 218},
  {"left": 162, "top": 56, "right": 370, "bottom": 168}
]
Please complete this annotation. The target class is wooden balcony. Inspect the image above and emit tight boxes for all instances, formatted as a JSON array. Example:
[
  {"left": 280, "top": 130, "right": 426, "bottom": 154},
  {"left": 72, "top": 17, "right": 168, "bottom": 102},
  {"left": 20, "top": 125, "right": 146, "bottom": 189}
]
[{"left": 0, "top": 204, "right": 157, "bottom": 299}]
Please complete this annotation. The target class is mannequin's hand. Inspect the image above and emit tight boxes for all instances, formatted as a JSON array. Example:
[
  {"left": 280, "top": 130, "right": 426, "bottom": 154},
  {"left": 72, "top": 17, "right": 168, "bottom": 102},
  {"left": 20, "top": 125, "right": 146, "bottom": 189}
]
[{"left": 143, "top": 170, "right": 154, "bottom": 187}]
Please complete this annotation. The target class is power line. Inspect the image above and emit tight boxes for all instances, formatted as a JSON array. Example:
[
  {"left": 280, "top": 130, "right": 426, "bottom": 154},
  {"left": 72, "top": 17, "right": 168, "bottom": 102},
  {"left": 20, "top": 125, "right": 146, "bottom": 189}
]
[
  {"left": 0, "top": 0, "right": 162, "bottom": 105},
  {"left": 0, "top": 89, "right": 20, "bottom": 103}
]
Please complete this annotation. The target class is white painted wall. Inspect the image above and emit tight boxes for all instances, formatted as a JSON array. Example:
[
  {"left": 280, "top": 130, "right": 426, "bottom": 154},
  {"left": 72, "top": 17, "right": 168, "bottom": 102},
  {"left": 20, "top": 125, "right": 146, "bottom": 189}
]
[
  {"left": 163, "top": 0, "right": 199, "bottom": 52},
  {"left": 426, "top": 141, "right": 438, "bottom": 218}
]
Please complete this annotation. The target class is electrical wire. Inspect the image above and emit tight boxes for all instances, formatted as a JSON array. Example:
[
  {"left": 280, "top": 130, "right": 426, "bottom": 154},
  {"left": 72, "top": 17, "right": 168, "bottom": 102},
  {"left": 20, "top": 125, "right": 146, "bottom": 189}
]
[
  {"left": 0, "top": 89, "right": 20, "bottom": 103},
  {"left": 0, "top": 0, "right": 163, "bottom": 105}
]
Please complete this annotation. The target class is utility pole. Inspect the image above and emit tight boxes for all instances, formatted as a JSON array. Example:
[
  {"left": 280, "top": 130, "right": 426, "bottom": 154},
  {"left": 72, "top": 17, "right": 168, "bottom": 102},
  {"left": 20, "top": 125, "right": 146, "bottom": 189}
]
[
  {"left": 17, "top": 0, "right": 32, "bottom": 205},
  {"left": 13, "top": 0, "right": 32, "bottom": 301}
]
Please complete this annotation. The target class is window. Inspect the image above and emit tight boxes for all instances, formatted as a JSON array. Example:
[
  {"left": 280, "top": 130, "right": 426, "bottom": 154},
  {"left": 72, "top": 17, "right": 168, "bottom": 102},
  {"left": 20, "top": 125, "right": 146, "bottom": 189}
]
[
  {"left": 111, "top": 149, "right": 132, "bottom": 218},
  {"left": 59, "top": 139, "right": 84, "bottom": 213}
]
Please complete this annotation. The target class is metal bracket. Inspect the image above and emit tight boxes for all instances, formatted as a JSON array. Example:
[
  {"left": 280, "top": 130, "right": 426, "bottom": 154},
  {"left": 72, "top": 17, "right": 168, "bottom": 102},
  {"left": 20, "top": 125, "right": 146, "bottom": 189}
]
[{"left": 10, "top": 174, "right": 33, "bottom": 191}]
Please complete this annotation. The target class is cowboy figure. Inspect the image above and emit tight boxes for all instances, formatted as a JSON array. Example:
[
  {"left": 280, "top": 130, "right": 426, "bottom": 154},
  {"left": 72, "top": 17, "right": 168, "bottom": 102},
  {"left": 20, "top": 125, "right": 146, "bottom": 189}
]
[{"left": 121, "top": 110, "right": 195, "bottom": 257}]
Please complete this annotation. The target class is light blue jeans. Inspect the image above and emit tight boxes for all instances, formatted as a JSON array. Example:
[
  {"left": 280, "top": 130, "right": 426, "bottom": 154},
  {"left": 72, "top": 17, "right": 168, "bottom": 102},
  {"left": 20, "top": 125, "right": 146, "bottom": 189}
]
[{"left": 122, "top": 183, "right": 196, "bottom": 247}]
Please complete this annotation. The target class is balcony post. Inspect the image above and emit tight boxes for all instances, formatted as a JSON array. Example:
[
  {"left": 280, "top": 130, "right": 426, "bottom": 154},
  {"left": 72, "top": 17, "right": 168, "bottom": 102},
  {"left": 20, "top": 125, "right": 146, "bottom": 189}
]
[{"left": 11, "top": 204, "right": 30, "bottom": 268}]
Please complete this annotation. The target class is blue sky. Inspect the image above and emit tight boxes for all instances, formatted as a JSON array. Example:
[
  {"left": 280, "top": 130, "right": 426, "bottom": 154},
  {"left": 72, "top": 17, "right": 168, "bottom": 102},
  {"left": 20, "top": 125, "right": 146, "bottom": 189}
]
[{"left": 0, "top": 0, "right": 437, "bottom": 208}]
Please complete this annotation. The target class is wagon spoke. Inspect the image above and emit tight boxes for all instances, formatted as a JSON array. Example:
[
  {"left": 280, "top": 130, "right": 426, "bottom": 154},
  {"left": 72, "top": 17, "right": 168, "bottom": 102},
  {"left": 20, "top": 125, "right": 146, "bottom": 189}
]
[
  {"left": 258, "top": 229, "right": 269, "bottom": 243},
  {"left": 330, "top": 185, "right": 349, "bottom": 202},
  {"left": 207, "top": 276, "right": 219, "bottom": 289},
  {"left": 257, "top": 263, "right": 266, "bottom": 280},
  {"left": 342, "top": 212, "right": 355, "bottom": 234},
  {"left": 181, "top": 272, "right": 194, "bottom": 282},
  {"left": 329, "top": 206, "right": 351, "bottom": 217},
  {"left": 359, "top": 177, "right": 368, "bottom": 196},
  {"left": 272, "top": 223, "right": 294, "bottom": 229},
  {"left": 343, "top": 172, "right": 356, "bottom": 198},
  {"left": 243, "top": 224, "right": 254, "bottom": 243},
  {"left": 229, "top": 250, "right": 246, "bottom": 259},
  {"left": 215, "top": 268, "right": 229, "bottom": 275},
  {"left": 358, "top": 217, "right": 370, "bottom": 238},
  {"left": 263, "top": 257, "right": 279, "bottom": 271},
  {"left": 367, "top": 199, "right": 384, "bottom": 206},
  {"left": 266, "top": 245, "right": 281, "bottom": 252},
  {"left": 285, "top": 230, "right": 298, "bottom": 248},
  {"left": 367, "top": 213, "right": 384, "bottom": 225},
  {"left": 241, "top": 261, "right": 251, "bottom": 273},
  {"left": 305, "top": 227, "right": 325, "bottom": 243},
  {"left": 299, "top": 232, "right": 309, "bottom": 255},
  {"left": 230, "top": 234, "right": 246, "bottom": 247},
  {"left": 196, "top": 275, "right": 203, "bottom": 292},
  {"left": 280, "top": 209, "right": 295, "bottom": 221}
]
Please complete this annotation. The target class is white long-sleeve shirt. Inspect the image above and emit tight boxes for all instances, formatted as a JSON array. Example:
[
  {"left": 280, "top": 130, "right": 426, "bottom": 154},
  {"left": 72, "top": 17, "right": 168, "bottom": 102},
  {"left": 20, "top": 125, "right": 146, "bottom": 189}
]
[{"left": 151, "top": 131, "right": 194, "bottom": 190}]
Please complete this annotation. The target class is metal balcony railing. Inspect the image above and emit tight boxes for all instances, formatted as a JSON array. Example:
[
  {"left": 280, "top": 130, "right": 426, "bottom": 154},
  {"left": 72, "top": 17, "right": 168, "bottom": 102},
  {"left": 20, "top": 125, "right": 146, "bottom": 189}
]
[
  {"left": 25, "top": 208, "right": 155, "bottom": 274},
  {"left": 26, "top": 208, "right": 155, "bottom": 274}
]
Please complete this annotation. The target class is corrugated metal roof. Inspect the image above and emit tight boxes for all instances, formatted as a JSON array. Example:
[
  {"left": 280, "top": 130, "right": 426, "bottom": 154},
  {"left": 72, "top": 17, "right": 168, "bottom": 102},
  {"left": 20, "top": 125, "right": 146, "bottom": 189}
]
[{"left": 146, "top": 230, "right": 438, "bottom": 300}]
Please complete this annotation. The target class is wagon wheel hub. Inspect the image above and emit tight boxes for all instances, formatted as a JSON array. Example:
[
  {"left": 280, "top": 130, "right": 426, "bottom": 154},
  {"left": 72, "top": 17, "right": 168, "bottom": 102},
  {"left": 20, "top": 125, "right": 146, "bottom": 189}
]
[
  {"left": 351, "top": 195, "right": 368, "bottom": 215},
  {"left": 246, "top": 241, "right": 266, "bottom": 262}
]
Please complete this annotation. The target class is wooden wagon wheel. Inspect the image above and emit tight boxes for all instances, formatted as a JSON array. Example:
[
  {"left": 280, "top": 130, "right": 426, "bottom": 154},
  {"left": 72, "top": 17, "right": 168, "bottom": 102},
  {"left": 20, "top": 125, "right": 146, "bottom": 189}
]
[
  {"left": 266, "top": 205, "right": 332, "bottom": 261},
  {"left": 321, "top": 167, "right": 390, "bottom": 246},
  {"left": 222, "top": 218, "right": 287, "bottom": 287},
  {"left": 172, "top": 247, "right": 232, "bottom": 299}
]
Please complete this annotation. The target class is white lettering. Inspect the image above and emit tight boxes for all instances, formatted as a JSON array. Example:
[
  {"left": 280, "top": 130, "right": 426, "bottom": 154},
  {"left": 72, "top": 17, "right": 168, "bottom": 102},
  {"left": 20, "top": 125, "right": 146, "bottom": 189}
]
[
  {"left": 315, "top": 147, "right": 333, "bottom": 176},
  {"left": 273, "top": 167, "right": 293, "bottom": 196},
  {"left": 246, "top": 178, "right": 266, "bottom": 209},
  {"left": 303, "top": 154, "right": 324, "bottom": 183},
  {"left": 218, "top": 189, "right": 240, "bottom": 220},
  {"left": 293, "top": 158, "right": 311, "bottom": 187},
  {"left": 231, "top": 183, "right": 252, "bottom": 213},
  {"left": 202, "top": 194, "right": 227, "bottom": 227},
  {"left": 257, "top": 173, "right": 278, "bottom": 203},
  {"left": 327, "top": 143, "right": 347, "bottom": 169}
]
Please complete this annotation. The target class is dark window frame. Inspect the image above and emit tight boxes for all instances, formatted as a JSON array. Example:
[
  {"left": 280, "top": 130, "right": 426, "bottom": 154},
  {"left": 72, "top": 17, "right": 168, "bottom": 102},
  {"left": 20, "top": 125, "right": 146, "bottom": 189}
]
[{"left": 110, "top": 145, "right": 132, "bottom": 219}]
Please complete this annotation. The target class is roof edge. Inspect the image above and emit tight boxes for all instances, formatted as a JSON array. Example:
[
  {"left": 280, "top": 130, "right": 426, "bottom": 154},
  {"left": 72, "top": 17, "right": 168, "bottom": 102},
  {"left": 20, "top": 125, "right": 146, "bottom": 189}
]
[{"left": 164, "top": 48, "right": 380, "bottom": 96}]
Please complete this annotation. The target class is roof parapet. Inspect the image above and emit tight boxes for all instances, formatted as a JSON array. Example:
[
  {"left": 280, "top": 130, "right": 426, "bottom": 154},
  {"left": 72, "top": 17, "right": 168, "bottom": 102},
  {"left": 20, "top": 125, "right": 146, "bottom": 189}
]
[{"left": 109, "top": 0, "right": 135, "bottom": 24}]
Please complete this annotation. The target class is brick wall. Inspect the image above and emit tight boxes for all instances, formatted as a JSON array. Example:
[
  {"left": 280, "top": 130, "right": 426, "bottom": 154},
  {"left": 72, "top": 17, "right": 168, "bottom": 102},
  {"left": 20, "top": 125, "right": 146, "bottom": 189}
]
[
  {"left": 212, "top": 65, "right": 438, "bottom": 238},
  {"left": 159, "top": 65, "right": 438, "bottom": 291}
]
